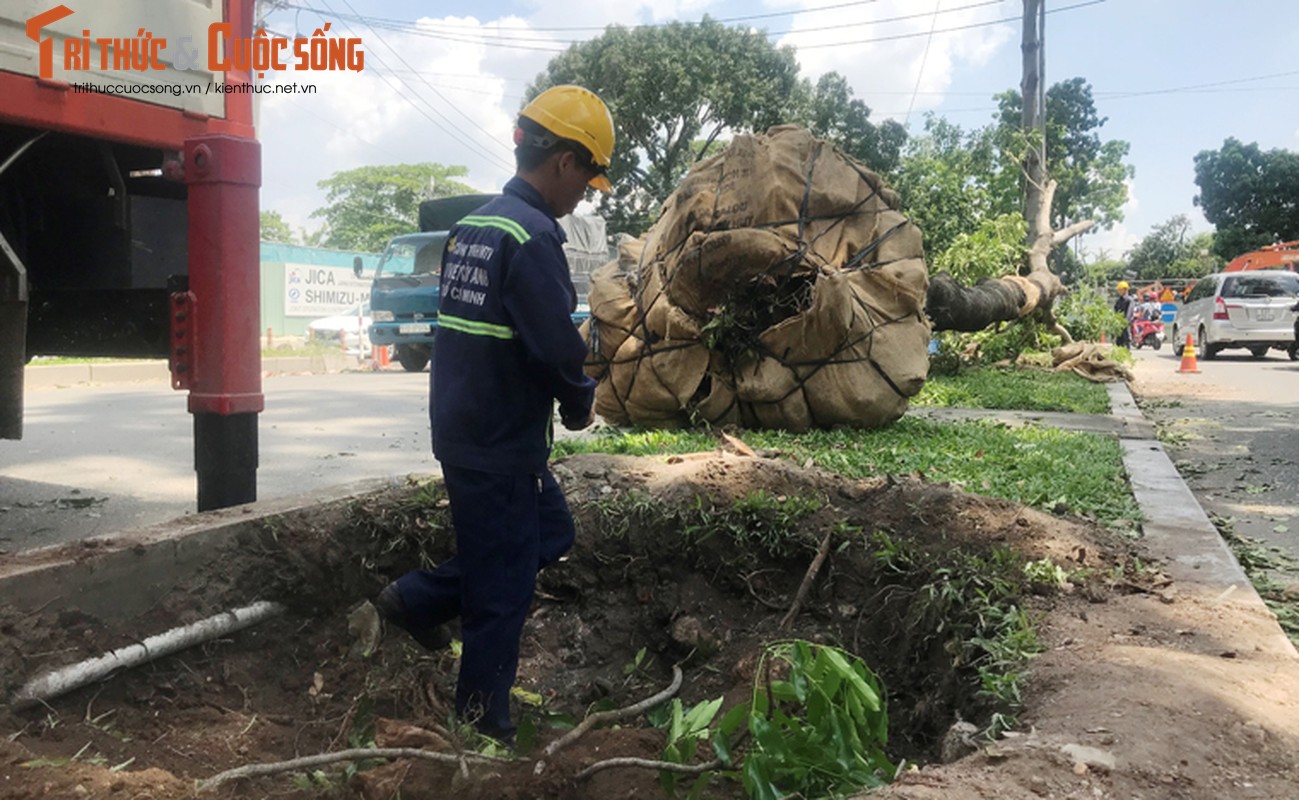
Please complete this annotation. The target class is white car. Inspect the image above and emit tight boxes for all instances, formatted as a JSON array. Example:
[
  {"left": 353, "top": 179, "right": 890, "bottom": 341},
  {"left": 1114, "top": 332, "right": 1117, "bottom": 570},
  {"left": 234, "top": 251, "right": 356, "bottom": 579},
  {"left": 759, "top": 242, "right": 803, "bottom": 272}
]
[
  {"left": 306, "top": 302, "right": 372, "bottom": 357},
  {"left": 1171, "top": 271, "right": 1299, "bottom": 360}
]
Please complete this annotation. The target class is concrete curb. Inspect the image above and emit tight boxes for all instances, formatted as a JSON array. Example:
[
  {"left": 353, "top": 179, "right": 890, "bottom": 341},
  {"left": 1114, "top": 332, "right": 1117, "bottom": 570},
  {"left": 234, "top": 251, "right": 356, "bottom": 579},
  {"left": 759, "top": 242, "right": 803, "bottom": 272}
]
[
  {"left": 0, "top": 475, "right": 429, "bottom": 628},
  {"left": 24, "top": 354, "right": 366, "bottom": 390}
]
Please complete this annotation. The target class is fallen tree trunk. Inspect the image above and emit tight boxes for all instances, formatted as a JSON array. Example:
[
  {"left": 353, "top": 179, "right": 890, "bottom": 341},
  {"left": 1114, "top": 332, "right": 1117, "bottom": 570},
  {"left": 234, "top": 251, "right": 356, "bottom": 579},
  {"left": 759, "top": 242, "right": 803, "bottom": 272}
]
[{"left": 924, "top": 178, "right": 1091, "bottom": 337}]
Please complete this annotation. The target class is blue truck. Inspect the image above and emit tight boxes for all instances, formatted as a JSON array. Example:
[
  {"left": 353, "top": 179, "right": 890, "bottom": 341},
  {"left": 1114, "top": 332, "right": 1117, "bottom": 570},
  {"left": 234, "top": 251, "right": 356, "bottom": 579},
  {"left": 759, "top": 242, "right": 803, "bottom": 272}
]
[
  {"left": 353, "top": 194, "right": 494, "bottom": 372},
  {"left": 355, "top": 194, "right": 608, "bottom": 372}
]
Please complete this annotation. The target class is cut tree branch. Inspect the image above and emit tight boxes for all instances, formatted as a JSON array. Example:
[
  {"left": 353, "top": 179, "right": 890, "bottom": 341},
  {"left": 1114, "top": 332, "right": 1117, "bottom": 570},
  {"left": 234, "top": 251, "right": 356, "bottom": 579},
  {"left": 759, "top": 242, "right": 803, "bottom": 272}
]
[
  {"left": 197, "top": 747, "right": 506, "bottom": 791},
  {"left": 1052, "top": 219, "right": 1095, "bottom": 246}
]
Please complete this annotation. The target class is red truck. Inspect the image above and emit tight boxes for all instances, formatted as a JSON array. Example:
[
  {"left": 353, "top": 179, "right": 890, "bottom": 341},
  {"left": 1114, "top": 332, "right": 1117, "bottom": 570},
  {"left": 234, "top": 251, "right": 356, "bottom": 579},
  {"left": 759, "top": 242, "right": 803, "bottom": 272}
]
[
  {"left": 1224, "top": 241, "right": 1299, "bottom": 273},
  {"left": 1, "top": 1, "right": 262, "bottom": 510}
]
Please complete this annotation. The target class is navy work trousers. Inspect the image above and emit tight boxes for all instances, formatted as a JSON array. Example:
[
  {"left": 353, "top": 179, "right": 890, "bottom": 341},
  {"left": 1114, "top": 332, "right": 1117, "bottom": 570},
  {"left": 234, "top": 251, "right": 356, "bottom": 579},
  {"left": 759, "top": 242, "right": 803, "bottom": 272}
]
[{"left": 394, "top": 465, "right": 575, "bottom": 737}]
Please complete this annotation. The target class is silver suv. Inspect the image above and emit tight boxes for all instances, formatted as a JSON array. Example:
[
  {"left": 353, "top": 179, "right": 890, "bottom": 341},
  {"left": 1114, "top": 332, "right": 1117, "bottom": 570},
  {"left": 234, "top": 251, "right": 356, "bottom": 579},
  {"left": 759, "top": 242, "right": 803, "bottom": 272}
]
[{"left": 1172, "top": 271, "right": 1299, "bottom": 360}]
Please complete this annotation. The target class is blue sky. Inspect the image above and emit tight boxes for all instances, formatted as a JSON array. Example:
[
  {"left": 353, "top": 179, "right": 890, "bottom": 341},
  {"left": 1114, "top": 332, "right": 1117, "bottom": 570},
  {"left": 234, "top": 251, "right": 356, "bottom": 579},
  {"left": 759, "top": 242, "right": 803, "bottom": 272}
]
[{"left": 258, "top": 0, "right": 1299, "bottom": 260}]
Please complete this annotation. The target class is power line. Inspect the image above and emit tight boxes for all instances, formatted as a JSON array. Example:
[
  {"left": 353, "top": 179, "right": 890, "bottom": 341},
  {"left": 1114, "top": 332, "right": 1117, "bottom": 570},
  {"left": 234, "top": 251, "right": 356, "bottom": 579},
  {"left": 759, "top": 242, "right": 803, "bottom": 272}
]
[
  {"left": 290, "top": 0, "right": 1100, "bottom": 53},
  {"left": 905, "top": 0, "right": 945, "bottom": 126},
  {"left": 334, "top": 0, "right": 517, "bottom": 160},
  {"left": 285, "top": 0, "right": 1010, "bottom": 50},
  {"left": 796, "top": 0, "right": 1103, "bottom": 50},
  {"left": 309, "top": 0, "right": 514, "bottom": 171},
  {"left": 1097, "top": 69, "right": 1299, "bottom": 100},
  {"left": 277, "top": 0, "right": 889, "bottom": 34}
]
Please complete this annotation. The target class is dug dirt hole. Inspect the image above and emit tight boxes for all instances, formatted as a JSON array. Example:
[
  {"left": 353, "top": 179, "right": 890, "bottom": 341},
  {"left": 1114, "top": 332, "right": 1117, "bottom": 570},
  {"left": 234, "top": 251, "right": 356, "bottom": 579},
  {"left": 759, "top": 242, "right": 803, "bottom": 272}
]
[{"left": 1, "top": 452, "right": 1126, "bottom": 800}]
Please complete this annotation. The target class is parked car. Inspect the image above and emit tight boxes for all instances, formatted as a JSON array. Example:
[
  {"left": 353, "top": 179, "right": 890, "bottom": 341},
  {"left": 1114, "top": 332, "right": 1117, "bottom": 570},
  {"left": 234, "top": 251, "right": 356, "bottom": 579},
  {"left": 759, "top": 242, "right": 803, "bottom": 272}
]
[
  {"left": 306, "top": 302, "right": 372, "bottom": 357},
  {"left": 1171, "top": 271, "right": 1299, "bottom": 360},
  {"left": 1292, "top": 301, "right": 1299, "bottom": 361}
]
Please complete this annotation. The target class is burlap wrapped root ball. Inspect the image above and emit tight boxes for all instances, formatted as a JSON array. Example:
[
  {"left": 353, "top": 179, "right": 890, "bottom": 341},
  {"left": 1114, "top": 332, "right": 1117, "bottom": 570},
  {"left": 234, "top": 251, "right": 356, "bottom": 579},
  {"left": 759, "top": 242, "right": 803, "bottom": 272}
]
[{"left": 580, "top": 125, "right": 931, "bottom": 431}]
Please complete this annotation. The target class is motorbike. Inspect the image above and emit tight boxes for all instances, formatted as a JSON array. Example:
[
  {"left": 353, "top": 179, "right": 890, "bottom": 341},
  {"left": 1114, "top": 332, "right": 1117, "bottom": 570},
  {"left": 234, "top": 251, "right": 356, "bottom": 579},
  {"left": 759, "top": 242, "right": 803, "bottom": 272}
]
[{"left": 1130, "top": 317, "right": 1165, "bottom": 350}]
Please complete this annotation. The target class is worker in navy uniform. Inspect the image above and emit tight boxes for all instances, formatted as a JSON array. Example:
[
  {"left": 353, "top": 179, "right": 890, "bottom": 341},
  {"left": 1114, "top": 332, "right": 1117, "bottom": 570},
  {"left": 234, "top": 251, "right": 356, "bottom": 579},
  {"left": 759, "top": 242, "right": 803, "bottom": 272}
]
[{"left": 374, "top": 85, "right": 614, "bottom": 744}]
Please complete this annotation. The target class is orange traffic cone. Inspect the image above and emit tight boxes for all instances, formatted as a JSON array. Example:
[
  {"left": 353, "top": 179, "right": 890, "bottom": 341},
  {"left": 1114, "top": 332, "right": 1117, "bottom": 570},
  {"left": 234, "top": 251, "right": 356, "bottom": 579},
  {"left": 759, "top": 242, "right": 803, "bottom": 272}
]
[
  {"left": 1100, "top": 332, "right": 1107, "bottom": 344},
  {"left": 379, "top": 345, "right": 391, "bottom": 367},
  {"left": 1177, "top": 334, "right": 1199, "bottom": 373}
]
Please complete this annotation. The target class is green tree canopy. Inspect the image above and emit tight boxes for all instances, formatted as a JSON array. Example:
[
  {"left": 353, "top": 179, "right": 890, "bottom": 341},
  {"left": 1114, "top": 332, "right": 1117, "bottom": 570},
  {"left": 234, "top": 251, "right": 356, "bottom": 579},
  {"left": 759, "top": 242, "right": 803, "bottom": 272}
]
[
  {"left": 1125, "top": 215, "right": 1221, "bottom": 280},
  {"left": 891, "top": 116, "right": 1014, "bottom": 261},
  {"left": 995, "top": 77, "right": 1133, "bottom": 236},
  {"left": 893, "top": 78, "right": 1132, "bottom": 280},
  {"left": 528, "top": 18, "right": 903, "bottom": 234},
  {"left": 1193, "top": 137, "right": 1299, "bottom": 260},
  {"left": 260, "top": 210, "right": 295, "bottom": 244},
  {"left": 795, "top": 72, "right": 908, "bottom": 175},
  {"left": 1080, "top": 256, "right": 1126, "bottom": 287},
  {"left": 310, "top": 163, "right": 474, "bottom": 252}
]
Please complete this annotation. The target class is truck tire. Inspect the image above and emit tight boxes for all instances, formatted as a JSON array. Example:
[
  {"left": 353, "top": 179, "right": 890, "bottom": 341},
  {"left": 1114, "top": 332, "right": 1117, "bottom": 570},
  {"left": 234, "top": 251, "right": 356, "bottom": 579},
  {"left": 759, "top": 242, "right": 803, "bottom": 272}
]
[{"left": 396, "top": 344, "right": 431, "bottom": 372}]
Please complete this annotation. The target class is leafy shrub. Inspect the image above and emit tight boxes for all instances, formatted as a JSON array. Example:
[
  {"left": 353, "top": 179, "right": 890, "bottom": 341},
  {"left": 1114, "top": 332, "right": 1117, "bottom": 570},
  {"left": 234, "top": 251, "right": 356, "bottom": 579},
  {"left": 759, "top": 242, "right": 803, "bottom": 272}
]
[{"left": 1055, "top": 284, "right": 1127, "bottom": 342}]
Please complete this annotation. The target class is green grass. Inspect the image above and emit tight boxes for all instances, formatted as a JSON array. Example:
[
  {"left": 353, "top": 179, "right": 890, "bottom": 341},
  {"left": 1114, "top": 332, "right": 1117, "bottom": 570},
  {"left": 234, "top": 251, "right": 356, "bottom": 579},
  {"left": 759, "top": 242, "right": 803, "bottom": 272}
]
[
  {"left": 914, "top": 366, "right": 1110, "bottom": 414},
  {"left": 558, "top": 417, "right": 1139, "bottom": 527}
]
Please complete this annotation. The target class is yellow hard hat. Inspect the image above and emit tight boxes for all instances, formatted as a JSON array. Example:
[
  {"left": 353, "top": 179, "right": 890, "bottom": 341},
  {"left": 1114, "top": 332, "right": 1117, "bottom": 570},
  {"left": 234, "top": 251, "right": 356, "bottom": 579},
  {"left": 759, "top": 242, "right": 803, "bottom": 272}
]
[
  {"left": 519, "top": 85, "right": 615, "bottom": 193},
  {"left": 1116, "top": 281, "right": 1129, "bottom": 291}
]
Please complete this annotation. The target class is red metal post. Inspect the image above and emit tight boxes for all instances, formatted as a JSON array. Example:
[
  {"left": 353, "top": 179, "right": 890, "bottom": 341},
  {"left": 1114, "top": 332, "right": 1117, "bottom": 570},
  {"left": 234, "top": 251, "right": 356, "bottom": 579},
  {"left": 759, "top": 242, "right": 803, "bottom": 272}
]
[{"left": 184, "top": 134, "right": 263, "bottom": 510}]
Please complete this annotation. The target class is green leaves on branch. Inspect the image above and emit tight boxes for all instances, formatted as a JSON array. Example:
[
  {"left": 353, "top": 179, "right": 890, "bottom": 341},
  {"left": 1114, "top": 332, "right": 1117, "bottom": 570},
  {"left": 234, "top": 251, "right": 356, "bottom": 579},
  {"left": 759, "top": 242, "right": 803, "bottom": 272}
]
[
  {"left": 933, "top": 214, "right": 1027, "bottom": 285},
  {"left": 893, "top": 78, "right": 1132, "bottom": 283},
  {"left": 996, "top": 78, "right": 1133, "bottom": 235},
  {"left": 741, "top": 642, "right": 893, "bottom": 799},
  {"left": 659, "top": 642, "right": 893, "bottom": 800},
  {"left": 260, "top": 210, "right": 295, "bottom": 244}
]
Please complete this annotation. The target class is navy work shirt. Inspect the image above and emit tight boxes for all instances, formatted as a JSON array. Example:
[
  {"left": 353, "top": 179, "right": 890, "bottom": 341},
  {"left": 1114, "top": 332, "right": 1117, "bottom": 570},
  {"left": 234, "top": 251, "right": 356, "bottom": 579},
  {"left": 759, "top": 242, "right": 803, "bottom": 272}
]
[{"left": 430, "top": 177, "right": 596, "bottom": 475}]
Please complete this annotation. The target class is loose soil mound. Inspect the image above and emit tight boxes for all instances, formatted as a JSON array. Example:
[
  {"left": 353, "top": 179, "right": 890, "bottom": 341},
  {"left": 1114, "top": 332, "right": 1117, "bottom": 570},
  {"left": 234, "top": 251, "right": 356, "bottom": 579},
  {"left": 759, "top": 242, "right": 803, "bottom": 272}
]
[{"left": 3, "top": 453, "right": 1298, "bottom": 799}]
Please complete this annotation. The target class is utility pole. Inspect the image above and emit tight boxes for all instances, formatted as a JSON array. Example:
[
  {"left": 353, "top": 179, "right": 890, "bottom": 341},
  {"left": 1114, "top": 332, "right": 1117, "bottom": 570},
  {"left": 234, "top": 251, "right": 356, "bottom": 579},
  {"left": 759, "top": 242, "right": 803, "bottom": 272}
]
[{"left": 1021, "top": 0, "right": 1048, "bottom": 269}]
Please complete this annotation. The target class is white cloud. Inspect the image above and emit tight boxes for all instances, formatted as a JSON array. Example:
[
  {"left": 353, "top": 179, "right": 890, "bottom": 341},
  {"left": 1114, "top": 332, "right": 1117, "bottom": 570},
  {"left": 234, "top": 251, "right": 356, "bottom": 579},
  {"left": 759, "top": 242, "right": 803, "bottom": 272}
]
[
  {"left": 777, "top": 0, "right": 1015, "bottom": 123},
  {"left": 259, "top": 13, "right": 547, "bottom": 233},
  {"left": 1082, "top": 222, "right": 1139, "bottom": 263},
  {"left": 257, "top": 1, "right": 1022, "bottom": 238}
]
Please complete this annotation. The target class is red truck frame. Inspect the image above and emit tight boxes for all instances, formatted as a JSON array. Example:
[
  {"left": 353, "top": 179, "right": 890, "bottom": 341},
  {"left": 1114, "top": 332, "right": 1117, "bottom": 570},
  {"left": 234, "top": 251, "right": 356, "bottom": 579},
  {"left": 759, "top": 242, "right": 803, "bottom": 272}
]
[{"left": 1, "top": 0, "right": 263, "bottom": 510}]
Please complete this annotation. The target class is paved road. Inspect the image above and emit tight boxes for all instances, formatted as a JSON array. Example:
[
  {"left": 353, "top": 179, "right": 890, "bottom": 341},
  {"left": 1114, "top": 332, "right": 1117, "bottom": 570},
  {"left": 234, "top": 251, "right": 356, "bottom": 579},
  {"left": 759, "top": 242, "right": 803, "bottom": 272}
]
[
  {"left": 0, "top": 371, "right": 438, "bottom": 552},
  {"left": 1127, "top": 346, "right": 1299, "bottom": 559}
]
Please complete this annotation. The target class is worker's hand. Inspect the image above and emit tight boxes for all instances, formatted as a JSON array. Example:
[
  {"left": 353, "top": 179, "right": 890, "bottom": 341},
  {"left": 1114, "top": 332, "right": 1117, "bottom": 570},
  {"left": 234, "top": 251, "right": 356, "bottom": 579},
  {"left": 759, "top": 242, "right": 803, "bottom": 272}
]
[{"left": 562, "top": 409, "right": 595, "bottom": 431}]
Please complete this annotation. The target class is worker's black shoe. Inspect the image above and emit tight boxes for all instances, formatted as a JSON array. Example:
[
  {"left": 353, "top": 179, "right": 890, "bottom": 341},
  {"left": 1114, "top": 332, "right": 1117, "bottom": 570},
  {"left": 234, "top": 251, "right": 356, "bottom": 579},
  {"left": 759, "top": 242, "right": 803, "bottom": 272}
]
[{"left": 375, "top": 582, "right": 452, "bottom": 652}]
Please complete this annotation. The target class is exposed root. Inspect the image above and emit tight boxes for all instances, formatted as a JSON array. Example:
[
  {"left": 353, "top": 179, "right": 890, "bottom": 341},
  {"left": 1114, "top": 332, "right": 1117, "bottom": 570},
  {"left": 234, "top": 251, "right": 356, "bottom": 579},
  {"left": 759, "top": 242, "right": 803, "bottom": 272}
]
[
  {"left": 577, "top": 756, "right": 723, "bottom": 781},
  {"left": 779, "top": 531, "right": 834, "bottom": 631},
  {"left": 542, "top": 666, "right": 684, "bottom": 759}
]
